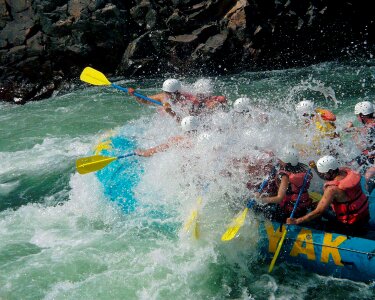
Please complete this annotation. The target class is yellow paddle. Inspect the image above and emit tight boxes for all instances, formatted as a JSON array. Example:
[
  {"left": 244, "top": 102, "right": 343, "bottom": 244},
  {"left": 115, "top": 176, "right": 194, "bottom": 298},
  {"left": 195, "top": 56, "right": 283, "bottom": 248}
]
[
  {"left": 183, "top": 196, "right": 203, "bottom": 239},
  {"left": 76, "top": 153, "right": 136, "bottom": 175},
  {"left": 268, "top": 169, "right": 312, "bottom": 273},
  {"left": 221, "top": 207, "right": 250, "bottom": 241},
  {"left": 80, "top": 67, "right": 162, "bottom": 106},
  {"left": 221, "top": 168, "right": 277, "bottom": 241}
]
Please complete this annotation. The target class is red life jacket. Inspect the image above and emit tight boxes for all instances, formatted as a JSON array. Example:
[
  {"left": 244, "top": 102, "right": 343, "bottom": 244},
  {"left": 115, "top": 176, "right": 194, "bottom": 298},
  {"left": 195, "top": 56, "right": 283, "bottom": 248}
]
[
  {"left": 179, "top": 93, "right": 200, "bottom": 107},
  {"left": 324, "top": 168, "right": 369, "bottom": 225},
  {"left": 205, "top": 95, "right": 227, "bottom": 104},
  {"left": 278, "top": 168, "right": 312, "bottom": 216}
]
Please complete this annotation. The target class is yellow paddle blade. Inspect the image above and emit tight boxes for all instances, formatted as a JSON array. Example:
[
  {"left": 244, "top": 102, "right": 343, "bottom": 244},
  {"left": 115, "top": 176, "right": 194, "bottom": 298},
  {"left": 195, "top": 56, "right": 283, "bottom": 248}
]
[
  {"left": 183, "top": 210, "right": 198, "bottom": 232},
  {"left": 80, "top": 67, "right": 111, "bottom": 86},
  {"left": 268, "top": 227, "right": 287, "bottom": 273},
  {"left": 183, "top": 196, "right": 203, "bottom": 236},
  {"left": 309, "top": 191, "right": 323, "bottom": 203},
  {"left": 94, "top": 140, "right": 113, "bottom": 155},
  {"left": 221, "top": 208, "right": 248, "bottom": 241},
  {"left": 76, "top": 155, "right": 117, "bottom": 174},
  {"left": 193, "top": 221, "right": 200, "bottom": 240}
]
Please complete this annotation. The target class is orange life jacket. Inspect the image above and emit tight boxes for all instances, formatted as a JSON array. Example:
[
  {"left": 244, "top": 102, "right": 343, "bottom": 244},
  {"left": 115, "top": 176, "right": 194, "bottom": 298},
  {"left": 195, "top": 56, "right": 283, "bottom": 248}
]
[
  {"left": 198, "top": 95, "right": 227, "bottom": 110},
  {"left": 324, "top": 168, "right": 369, "bottom": 225},
  {"left": 179, "top": 92, "right": 200, "bottom": 107},
  {"left": 205, "top": 95, "right": 226, "bottom": 104},
  {"left": 316, "top": 108, "right": 336, "bottom": 121},
  {"left": 278, "top": 168, "right": 312, "bottom": 216}
]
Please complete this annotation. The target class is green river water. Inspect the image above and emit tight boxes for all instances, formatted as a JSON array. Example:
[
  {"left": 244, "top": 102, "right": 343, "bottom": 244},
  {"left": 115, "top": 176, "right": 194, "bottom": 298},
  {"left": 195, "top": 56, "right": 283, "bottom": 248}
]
[{"left": 1, "top": 60, "right": 375, "bottom": 299}]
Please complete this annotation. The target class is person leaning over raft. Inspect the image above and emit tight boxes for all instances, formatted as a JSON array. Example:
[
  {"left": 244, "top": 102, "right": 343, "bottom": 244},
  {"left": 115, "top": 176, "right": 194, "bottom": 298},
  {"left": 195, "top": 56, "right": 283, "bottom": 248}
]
[
  {"left": 287, "top": 155, "right": 370, "bottom": 236},
  {"left": 127, "top": 79, "right": 226, "bottom": 122},
  {"left": 192, "top": 78, "right": 227, "bottom": 111},
  {"left": 256, "top": 148, "right": 313, "bottom": 222},
  {"left": 127, "top": 79, "right": 196, "bottom": 122},
  {"left": 295, "top": 100, "right": 338, "bottom": 138},
  {"left": 134, "top": 116, "right": 199, "bottom": 157},
  {"left": 230, "top": 97, "right": 269, "bottom": 127},
  {"left": 346, "top": 101, "right": 375, "bottom": 194},
  {"left": 295, "top": 100, "right": 340, "bottom": 156}
]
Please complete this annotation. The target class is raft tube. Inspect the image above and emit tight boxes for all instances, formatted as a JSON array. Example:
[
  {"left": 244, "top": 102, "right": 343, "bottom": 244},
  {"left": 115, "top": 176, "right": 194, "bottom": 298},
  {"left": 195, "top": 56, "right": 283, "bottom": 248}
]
[
  {"left": 257, "top": 187, "right": 375, "bottom": 282},
  {"left": 94, "top": 135, "right": 142, "bottom": 213}
]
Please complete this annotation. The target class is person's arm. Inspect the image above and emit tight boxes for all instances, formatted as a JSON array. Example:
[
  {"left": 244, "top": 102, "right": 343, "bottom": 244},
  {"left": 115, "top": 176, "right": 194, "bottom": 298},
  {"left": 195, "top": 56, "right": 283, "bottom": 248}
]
[
  {"left": 135, "top": 144, "right": 169, "bottom": 157},
  {"left": 287, "top": 186, "right": 335, "bottom": 224},
  {"left": 259, "top": 174, "right": 288, "bottom": 204},
  {"left": 162, "top": 102, "right": 181, "bottom": 122},
  {"left": 128, "top": 88, "right": 164, "bottom": 106},
  {"left": 135, "top": 136, "right": 185, "bottom": 157},
  {"left": 205, "top": 96, "right": 227, "bottom": 109}
]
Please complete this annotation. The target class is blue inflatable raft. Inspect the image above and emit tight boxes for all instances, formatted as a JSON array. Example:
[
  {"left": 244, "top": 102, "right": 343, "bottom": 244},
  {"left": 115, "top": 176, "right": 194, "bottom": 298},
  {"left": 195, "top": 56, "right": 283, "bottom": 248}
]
[
  {"left": 94, "top": 135, "right": 142, "bottom": 213},
  {"left": 257, "top": 187, "right": 375, "bottom": 282},
  {"left": 93, "top": 134, "right": 375, "bottom": 282}
]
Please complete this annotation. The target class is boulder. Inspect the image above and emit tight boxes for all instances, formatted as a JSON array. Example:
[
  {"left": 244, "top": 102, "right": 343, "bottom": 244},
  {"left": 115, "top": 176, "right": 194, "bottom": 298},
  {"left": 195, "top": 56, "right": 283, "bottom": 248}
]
[
  {"left": 0, "top": 0, "right": 10, "bottom": 29},
  {"left": 118, "top": 31, "right": 160, "bottom": 76},
  {"left": 5, "top": 0, "right": 29, "bottom": 13},
  {"left": 1, "top": 0, "right": 375, "bottom": 103}
]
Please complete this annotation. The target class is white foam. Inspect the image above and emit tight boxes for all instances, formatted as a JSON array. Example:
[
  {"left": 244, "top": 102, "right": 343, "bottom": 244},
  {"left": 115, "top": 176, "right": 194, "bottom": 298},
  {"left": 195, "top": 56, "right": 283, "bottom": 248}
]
[
  {"left": 0, "top": 180, "right": 20, "bottom": 195},
  {"left": 0, "top": 135, "right": 94, "bottom": 176}
]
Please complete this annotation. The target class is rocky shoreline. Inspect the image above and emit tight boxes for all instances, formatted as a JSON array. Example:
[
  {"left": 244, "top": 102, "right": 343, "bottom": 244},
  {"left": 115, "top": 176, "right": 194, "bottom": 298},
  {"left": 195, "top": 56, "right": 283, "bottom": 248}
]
[{"left": 1, "top": 0, "right": 374, "bottom": 104}]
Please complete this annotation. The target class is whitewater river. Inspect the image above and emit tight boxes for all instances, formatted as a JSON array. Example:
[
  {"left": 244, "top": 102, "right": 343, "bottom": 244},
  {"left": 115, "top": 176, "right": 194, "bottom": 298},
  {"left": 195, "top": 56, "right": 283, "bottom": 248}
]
[{"left": 1, "top": 60, "right": 375, "bottom": 299}]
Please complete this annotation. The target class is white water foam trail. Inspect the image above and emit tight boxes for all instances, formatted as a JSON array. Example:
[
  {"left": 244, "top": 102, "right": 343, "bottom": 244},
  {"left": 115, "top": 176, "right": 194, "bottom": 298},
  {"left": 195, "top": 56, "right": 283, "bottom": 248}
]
[{"left": 0, "top": 136, "right": 92, "bottom": 176}]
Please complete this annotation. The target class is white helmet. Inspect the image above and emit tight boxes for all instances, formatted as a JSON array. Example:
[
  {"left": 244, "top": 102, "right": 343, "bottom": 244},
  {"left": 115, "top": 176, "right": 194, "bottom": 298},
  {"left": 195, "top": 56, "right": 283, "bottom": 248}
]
[
  {"left": 181, "top": 116, "right": 199, "bottom": 132},
  {"left": 162, "top": 79, "right": 181, "bottom": 93},
  {"left": 354, "top": 101, "right": 374, "bottom": 115},
  {"left": 295, "top": 100, "right": 315, "bottom": 116},
  {"left": 193, "top": 78, "right": 213, "bottom": 96},
  {"left": 278, "top": 148, "right": 299, "bottom": 166},
  {"left": 316, "top": 155, "right": 339, "bottom": 173},
  {"left": 233, "top": 97, "right": 251, "bottom": 113}
]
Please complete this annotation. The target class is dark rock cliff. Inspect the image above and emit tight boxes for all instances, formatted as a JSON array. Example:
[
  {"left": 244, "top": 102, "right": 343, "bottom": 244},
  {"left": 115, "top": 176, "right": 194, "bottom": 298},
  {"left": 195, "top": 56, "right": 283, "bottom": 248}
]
[{"left": 0, "top": 0, "right": 374, "bottom": 103}]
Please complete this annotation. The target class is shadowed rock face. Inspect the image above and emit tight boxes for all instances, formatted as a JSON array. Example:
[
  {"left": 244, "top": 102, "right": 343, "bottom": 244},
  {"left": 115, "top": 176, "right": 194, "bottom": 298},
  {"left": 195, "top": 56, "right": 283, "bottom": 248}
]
[{"left": 0, "top": 0, "right": 374, "bottom": 103}]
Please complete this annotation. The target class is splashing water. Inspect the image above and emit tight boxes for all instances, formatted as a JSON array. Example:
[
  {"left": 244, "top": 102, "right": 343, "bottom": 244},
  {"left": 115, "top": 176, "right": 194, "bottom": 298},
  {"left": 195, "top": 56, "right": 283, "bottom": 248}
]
[{"left": 1, "top": 60, "right": 375, "bottom": 299}]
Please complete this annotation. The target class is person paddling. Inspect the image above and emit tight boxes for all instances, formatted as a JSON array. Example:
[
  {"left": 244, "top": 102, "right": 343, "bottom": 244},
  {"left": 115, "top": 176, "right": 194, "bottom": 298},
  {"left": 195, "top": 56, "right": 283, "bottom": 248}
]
[
  {"left": 135, "top": 116, "right": 199, "bottom": 157},
  {"left": 193, "top": 78, "right": 227, "bottom": 111},
  {"left": 346, "top": 101, "right": 375, "bottom": 193},
  {"left": 296, "top": 100, "right": 338, "bottom": 137},
  {"left": 295, "top": 100, "right": 340, "bottom": 156},
  {"left": 128, "top": 79, "right": 227, "bottom": 120},
  {"left": 127, "top": 79, "right": 194, "bottom": 121},
  {"left": 256, "top": 148, "right": 313, "bottom": 222},
  {"left": 287, "top": 155, "right": 369, "bottom": 236}
]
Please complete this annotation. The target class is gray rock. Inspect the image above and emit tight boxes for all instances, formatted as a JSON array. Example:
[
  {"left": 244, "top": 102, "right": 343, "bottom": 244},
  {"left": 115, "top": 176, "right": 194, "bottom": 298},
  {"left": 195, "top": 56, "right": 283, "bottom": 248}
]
[
  {"left": 1, "top": 0, "right": 375, "bottom": 103},
  {"left": 0, "top": 0, "right": 11, "bottom": 29},
  {"left": 5, "top": 0, "right": 29, "bottom": 13}
]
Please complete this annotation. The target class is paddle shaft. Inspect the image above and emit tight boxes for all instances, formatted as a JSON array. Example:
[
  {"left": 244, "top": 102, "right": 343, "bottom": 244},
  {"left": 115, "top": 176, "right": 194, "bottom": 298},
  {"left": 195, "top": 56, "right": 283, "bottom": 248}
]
[
  {"left": 118, "top": 152, "right": 137, "bottom": 159},
  {"left": 289, "top": 169, "right": 312, "bottom": 219},
  {"left": 268, "top": 168, "right": 312, "bottom": 273},
  {"left": 247, "top": 167, "right": 277, "bottom": 208},
  {"left": 111, "top": 84, "right": 162, "bottom": 106}
]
